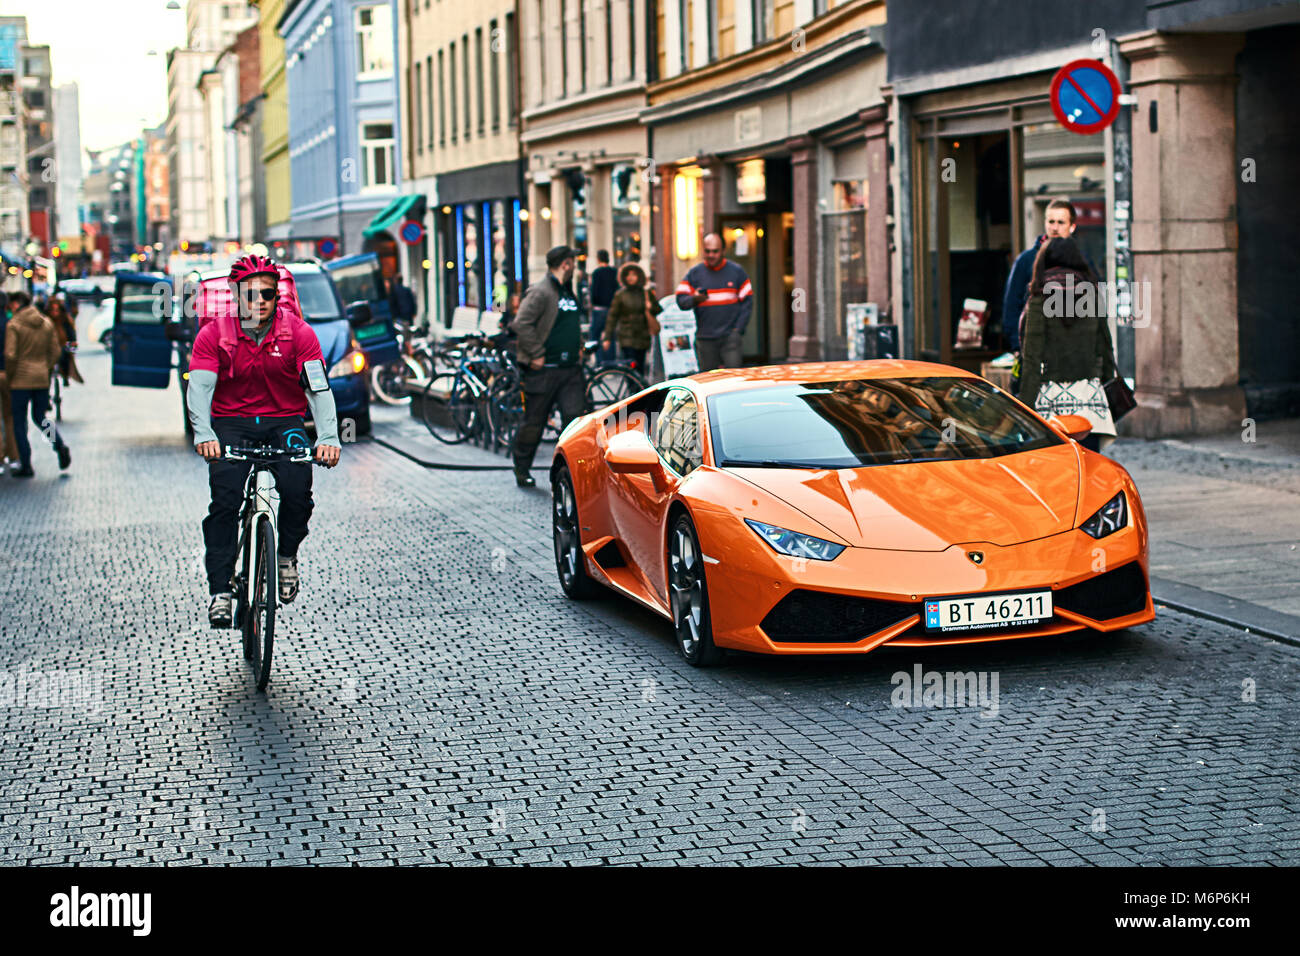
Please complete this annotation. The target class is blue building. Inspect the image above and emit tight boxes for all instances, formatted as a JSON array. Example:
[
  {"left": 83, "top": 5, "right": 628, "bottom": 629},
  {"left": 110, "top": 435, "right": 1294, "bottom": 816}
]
[{"left": 278, "top": 0, "right": 408, "bottom": 266}]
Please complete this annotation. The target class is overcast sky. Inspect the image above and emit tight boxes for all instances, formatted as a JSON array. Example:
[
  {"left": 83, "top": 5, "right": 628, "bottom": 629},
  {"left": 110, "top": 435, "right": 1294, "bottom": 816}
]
[{"left": 1, "top": 0, "right": 188, "bottom": 154}]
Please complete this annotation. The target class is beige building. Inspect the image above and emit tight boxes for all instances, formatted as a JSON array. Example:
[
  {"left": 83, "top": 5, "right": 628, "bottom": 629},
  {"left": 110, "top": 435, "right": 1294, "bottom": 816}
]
[
  {"left": 519, "top": 0, "right": 654, "bottom": 281},
  {"left": 404, "top": 0, "right": 523, "bottom": 324}
]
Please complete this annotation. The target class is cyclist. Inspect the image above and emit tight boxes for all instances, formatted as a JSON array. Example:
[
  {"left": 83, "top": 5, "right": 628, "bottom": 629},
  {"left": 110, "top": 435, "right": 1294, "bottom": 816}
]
[{"left": 187, "top": 254, "right": 341, "bottom": 628}]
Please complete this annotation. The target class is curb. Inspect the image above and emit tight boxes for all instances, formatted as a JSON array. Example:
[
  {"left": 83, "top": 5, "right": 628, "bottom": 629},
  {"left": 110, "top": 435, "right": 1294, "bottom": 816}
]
[{"left": 1151, "top": 575, "right": 1300, "bottom": 648}]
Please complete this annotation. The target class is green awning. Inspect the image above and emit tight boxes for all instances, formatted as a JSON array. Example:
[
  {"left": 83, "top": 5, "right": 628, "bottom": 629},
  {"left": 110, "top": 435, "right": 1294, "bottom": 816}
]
[{"left": 363, "top": 194, "right": 426, "bottom": 238}]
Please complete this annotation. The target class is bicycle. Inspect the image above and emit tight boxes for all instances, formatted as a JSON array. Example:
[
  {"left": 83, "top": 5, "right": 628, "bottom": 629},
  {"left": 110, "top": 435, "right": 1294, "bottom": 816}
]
[
  {"left": 221, "top": 443, "right": 317, "bottom": 692},
  {"left": 420, "top": 332, "right": 514, "bottom": 445}
]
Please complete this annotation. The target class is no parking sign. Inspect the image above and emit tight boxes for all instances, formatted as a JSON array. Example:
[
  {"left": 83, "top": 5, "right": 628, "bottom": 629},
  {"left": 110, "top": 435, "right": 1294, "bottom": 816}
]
[{"left": 1049, "top": 59, "right": 1122, "bottom": 135}]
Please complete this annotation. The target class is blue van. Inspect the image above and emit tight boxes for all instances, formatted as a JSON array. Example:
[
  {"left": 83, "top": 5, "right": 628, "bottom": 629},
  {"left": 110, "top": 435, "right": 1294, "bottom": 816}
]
[{"left": 109, "top": 265, "right": 373, "bottom": 437}]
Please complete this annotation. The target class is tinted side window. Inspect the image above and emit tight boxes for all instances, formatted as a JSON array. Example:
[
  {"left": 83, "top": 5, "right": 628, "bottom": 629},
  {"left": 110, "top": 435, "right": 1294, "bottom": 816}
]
[{"left": 654, "top": 389, "right": 702, "bottom": 475}]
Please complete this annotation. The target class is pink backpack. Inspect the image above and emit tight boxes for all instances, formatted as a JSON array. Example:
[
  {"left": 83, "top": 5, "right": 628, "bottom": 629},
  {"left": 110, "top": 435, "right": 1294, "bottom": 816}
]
[{"left": 195, "top": 266, "right": 307, "bottom": 358}]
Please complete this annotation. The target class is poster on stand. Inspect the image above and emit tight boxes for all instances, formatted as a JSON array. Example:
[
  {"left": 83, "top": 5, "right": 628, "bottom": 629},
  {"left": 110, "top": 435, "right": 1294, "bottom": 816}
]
[{"left": 658, "top": 313, "right": 700, "bottom": 378}]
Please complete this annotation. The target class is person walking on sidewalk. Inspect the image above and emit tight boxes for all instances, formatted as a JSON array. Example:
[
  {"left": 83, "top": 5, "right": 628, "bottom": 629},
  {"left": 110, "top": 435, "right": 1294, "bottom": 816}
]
[
  {"left": 3, "top": 290, "right": 70, "bottom": 478},
  {"left": 509, "top": 245, "right": 585, "bottom": 489},
  {"left": 587, "top": 250, "right": 618, "bottom": 365},
  {"left": 0, "top": 291, "right": 20, "bottom": 470},
  {"left": 1003, "top": 198, "right": 1093, "bottom": 355},
  {"left": 45, "top": 295, "right": 83, "bottom": 387},
  {"left": 676, "top": 233, "right": 752, "bottom": 372},
  {"left": 1018, "top": 236, "right": 1116, "bottom": 452},
  {"left": 601, "top": 262, "right": 661, "bottom": 374}
]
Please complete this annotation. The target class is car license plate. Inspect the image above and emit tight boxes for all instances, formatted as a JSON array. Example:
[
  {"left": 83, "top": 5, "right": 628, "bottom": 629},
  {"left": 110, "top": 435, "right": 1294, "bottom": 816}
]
[{"left": 924, "top": 590, "right": 1052, "bottom": 632}]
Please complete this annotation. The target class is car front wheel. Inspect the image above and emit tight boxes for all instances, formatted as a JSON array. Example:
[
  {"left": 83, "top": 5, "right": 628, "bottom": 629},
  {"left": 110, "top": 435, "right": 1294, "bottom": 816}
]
[
  {"left": 552, "top": 464, "right": 600, "bottom": 599},
  {"left": 668, "top": 513, "right": 724, "bottom": 667}
]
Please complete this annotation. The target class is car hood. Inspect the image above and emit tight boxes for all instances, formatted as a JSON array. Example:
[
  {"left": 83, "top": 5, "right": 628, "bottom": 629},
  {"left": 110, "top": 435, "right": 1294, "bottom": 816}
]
[
  {"left": 310, "top": 319, "right": 351, "bottom": 366},
  {"left": 729, "top": 443, "right": 1082, "bottom": 550}
]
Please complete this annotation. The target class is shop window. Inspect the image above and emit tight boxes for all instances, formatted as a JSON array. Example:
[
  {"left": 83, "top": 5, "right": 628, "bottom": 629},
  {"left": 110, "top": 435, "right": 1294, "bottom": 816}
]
[
  {"left": 821, "top": 180, "right": 868, "bottom": 360},
  {"left": 355, "top": 5, "right": 393, "bottom": 78},
  {"left": 673, "top": 168, "right": 702, "bottom": 261},
  {"left": 612, "top": 163, "right": 642, "bottom": 266},
  {"left": 566, "top": 168, "right": 589, "bottom": 266}
]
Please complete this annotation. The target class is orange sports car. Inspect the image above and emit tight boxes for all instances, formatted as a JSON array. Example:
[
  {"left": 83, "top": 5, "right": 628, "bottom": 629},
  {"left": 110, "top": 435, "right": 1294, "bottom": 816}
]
[{"left": 550, "top": 361, "right": 1154, "bottom": 666}]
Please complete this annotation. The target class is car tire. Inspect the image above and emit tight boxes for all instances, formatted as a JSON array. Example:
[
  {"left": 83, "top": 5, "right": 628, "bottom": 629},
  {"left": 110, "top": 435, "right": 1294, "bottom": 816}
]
[
  {"left": 668, "top": 512, "right": 725, "bottom": 667},
  {"left": 552, "top": 463, "right": 600, "bottom": 600}
]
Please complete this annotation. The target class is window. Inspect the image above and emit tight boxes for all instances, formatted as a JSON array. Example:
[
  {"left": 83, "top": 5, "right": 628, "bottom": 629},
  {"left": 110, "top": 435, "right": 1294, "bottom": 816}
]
[
  {"left": 475, "top": 27, "right": 485, "bottom": 136},
  {"left": 448, "top": 45, "right": 457, "bottom": 141},
  {"left": 707, "top": 0, "right": 718, "bottom": 61},
  {"left": 560, "top": 0, "right": 569, "bottom": 97},
  {"left": 489, "top": 19, "right": 500, "bottom": 131},
  {"left": 438, "top": 50, "right": 446, "bottom": 145},
  {"left": 605, "top": 0, "right": 612, "bottom": 85},
  {"left": 355, "top": 5, "right": 394, "bottom": 77},
  {"left": 752, "top": 0, "right": 774, "bottom": 43},
  {"left": 678, "top": 0, "right": 689, "bottom": 69},
  {"left": 654, "top": 389, "right": 703, "bottom": 475},
  {"left": 578, "top": 0, "right": 587, "bottom": 92},
  {"left": 361, "top": 122, "right": 395, "bottom": 188},
  {"left": 426, "top": 54, "right": 434, "bottom": 151},
  {"left": 462, "top": 35, "right": 471, "bottom": 138},
  {"left": 414, "top": 61, "right": 423, "bottom": 154},
  {"left": 505, "top": 13, "right": 518, "bottom": 127},
  {"left": 628, "top": 0, "right": 636, "bottom": 78}
]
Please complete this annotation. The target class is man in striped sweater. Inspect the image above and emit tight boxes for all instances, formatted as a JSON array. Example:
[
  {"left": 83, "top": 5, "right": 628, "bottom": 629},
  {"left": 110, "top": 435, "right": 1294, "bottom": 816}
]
[{"left": 675, "top": 233, "right": 753, "bottom": 372}]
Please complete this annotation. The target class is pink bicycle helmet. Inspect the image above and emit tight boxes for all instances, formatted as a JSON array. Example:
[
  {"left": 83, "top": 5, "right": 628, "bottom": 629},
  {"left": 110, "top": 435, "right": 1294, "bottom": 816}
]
[{"left": 229, "top": 254, "right": 279, "bottom": 283}]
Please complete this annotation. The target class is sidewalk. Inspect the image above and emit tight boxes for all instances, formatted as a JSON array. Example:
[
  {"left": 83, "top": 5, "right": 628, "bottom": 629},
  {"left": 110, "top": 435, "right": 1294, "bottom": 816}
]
[
  {"left": 1110, "top": 418, "right": 1300, "bottom": 641},
  {"left": 369, "top": 402, "right": 1300, "bottom": 641}
]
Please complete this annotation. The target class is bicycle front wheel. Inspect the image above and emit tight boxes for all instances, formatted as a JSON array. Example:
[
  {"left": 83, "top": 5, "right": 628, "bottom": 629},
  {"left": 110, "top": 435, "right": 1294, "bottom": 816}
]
[
  {"left": 420, "top": 373, "right": 476, "bottom": 444},
  {"left": 586, "top": 366, "right": 645, "bottom": 412},
  {"left": 243, "top": 515, "right": 276, "bottom": 692}
]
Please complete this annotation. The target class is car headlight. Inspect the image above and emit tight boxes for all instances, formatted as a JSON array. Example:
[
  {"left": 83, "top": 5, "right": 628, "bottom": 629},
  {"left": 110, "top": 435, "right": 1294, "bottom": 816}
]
[
  {"left": 328, "top": 350, "right": 366, "bottom": 378},
  {"left": 1080, "top": 491, "right": 1127, "bottom": 539},
  {"left": 745, "top": 519, "right": 845, "bottom": 561}
]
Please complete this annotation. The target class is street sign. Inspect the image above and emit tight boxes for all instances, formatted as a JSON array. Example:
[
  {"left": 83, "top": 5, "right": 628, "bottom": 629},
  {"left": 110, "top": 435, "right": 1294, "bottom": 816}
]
[
  {"left": 318, "top": 238, "right": 337, "bottom": 257},
  {"left": 399, "top": 221, "right": 424, "bottom": 244},
  {"left": 1049, "top": 59, "right": 1122, "bottom": 135}
]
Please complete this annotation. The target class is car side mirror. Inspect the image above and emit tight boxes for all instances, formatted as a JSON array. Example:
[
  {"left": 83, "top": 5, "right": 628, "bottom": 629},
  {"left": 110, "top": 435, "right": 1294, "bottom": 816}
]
[
  {"left": 345, "top": 301, "right": 373, "bottom": 327},
  {"left": 1048, "top": 414, "right": 1093, "bottom": 442},
  {"left": 604, "top": 429, "right": 666, "bottom": 490}
]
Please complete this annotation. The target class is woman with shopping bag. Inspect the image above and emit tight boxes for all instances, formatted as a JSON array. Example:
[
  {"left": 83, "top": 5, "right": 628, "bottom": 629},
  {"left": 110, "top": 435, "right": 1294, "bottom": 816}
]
[{"left": 1018, "top": 237, "right": 1118, "bottom": 452}]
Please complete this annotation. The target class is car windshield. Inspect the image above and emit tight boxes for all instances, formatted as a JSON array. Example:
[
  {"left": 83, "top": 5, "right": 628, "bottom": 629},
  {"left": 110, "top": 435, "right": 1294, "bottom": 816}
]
[
  {"left": 329, "top": 261, "right": 384, "bottom": 307},
  {"left": 291, "top": 272, "right": 342, "bottom": 322},
  {"left": 709, "top": 376, "right": 1061, "bottom": 469}
]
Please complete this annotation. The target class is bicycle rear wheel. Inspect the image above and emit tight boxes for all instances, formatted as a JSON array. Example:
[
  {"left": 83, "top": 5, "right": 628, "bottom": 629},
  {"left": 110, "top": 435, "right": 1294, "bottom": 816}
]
[
  {"left": 420, "top": 373, "right": 476, "bottom": 444},
  {"left": 242, "top": 516, "right": 276, "bottom": 692},
  {"left": 586, "top": 365, "right": 644, "bottom": 411},
  {"left": 487, "top": 370, "right": 524, "bottom": 453}
]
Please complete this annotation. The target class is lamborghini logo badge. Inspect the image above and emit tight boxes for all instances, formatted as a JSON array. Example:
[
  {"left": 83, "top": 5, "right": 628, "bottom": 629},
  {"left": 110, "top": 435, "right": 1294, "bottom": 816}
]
[{"left": 967, "top": 551, "right": 985, "bottom": 565}]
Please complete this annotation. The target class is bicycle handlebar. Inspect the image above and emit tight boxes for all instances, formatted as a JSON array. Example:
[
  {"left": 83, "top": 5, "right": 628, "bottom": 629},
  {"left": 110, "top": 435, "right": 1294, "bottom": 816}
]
[{"left": 223, "top": 444, "right": 316, "bottom": 465}]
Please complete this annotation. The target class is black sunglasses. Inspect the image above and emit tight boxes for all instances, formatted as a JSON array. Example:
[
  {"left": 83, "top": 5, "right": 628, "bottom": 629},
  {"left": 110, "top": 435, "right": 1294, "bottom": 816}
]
[{"left": 240, "top": 287, "right": 279, "bottom": 302}]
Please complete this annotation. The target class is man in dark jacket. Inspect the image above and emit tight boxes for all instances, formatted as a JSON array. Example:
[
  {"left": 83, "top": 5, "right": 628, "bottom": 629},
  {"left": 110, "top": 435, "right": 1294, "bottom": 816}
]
[
  {"left": 677, "top": 233, "right": 752, "bottom": 371},
  {"left": 1003, "top": 199, "right": 1089, "bottom": 351},
  {"left": 587, "top": 250, "right": 617, "bottom": 365},
  {"left": 509, "top": 245, "right": 584, "bottom": 488},
  {"left": 387, "top": 275, "right": 417, "bottom": 330}
]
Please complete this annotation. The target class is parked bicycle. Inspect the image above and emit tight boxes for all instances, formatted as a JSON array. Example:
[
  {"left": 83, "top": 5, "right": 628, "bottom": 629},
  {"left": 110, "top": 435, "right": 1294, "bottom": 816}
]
[{"left": 221, "top": 443, "right": 320, "bottom": 692}]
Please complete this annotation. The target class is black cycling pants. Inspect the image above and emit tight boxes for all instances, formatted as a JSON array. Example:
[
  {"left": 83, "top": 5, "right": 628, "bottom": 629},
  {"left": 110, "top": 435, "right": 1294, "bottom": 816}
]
[{"left": 202, "top": 416, "right": 313, "bottom": 594}]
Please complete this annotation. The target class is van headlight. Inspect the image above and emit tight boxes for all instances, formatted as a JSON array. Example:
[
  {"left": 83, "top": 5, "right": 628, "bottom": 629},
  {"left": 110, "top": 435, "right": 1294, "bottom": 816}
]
[{"left": 328, "top": 350, "right": 366, "bottom": 378}]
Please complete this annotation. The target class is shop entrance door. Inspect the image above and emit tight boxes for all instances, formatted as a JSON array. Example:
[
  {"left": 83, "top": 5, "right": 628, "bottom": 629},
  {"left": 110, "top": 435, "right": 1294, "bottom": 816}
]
[{"left": 718, "top": 218, "right": 766, "bottom": 362}]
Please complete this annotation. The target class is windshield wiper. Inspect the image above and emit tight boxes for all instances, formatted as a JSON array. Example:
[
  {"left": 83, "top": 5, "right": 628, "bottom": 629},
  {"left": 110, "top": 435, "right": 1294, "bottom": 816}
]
[{"left": 720, "top": 459, "right": 823, "bottom": 469}]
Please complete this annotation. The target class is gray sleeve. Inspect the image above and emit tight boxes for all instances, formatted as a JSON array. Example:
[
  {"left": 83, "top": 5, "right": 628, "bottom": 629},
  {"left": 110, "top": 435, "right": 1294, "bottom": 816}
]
[
  {"left": 186, "top": 369, "right": 219, "bottom": 445},
  {"left": 306, "top": 386, "right": 340, "bottom": 447}
]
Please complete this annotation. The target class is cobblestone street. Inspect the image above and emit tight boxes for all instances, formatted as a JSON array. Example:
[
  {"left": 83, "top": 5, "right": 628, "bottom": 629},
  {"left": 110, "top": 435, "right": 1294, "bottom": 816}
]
[{"left": 1, "top": 340, "right": 1297, "bottom": 865}]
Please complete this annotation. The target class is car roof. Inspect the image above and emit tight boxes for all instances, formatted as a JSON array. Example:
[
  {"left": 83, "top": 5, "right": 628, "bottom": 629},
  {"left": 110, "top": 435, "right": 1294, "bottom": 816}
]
[{"left": 679, "top": 360, "right": 982, "bottom": 398}]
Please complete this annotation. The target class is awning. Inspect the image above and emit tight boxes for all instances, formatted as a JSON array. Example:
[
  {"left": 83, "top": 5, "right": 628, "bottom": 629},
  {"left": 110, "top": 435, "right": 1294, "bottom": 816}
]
[{"left": 363, "top": 194, "right": 426, "bottom": 238}]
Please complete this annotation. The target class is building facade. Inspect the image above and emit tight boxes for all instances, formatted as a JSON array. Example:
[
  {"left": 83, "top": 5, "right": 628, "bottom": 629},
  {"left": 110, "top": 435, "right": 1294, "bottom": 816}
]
[
  {"left": 885, "top": 0, "right": 1300, "bottom": 435},
  {"left": 254, "top": 0, "right": 293, "bottom": 253},
  {"left": 280, "top": 0, "right": 402, "bottom": 260},
  {"left": 645, "top": 0, "right": 890, "bottom": 364},
  {"left": 53, "top": 83, "right": 83, "bottom": 243},
  {"left": 20, "top": 44, "right": 53, "bottom": 250},
  {"left": 405, "top": 0, "right": 524, "bottom": 324},
  {"left": 0, "top": 18, "right": 30, "bottom": 259},
  {"left": 519, "top": 0, "right": 653, "bottom": 285}
]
